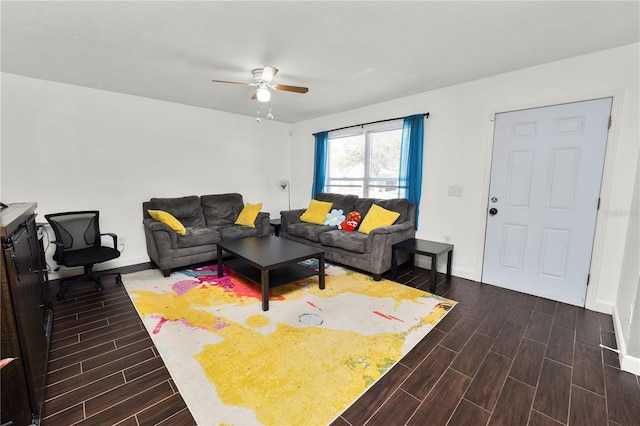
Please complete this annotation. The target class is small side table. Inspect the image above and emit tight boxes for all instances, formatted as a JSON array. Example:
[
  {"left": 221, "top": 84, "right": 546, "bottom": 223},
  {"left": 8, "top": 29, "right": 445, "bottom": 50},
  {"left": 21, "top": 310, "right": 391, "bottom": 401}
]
[
  {"left": 270, "top": 218, "right": 281, "bottom": 237},
  {"left": 391, "top": 238, "right": 454, "bottom": 292}
]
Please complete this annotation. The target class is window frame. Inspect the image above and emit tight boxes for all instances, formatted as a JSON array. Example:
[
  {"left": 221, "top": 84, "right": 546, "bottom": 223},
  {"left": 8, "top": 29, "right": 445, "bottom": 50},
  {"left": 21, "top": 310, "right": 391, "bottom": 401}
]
[{"left": 326, "top": 119, "right": 403, "bottom": 198}]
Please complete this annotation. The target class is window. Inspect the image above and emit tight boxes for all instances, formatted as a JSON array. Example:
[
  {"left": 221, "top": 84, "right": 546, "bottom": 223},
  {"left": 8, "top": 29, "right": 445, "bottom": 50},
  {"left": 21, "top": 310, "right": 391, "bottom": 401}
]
[
  {"left": 325, "top": 121, "right": 403, "bottom": 199},
  {"left": 312, "top": 114, "right": 424, "bottom": 227}
]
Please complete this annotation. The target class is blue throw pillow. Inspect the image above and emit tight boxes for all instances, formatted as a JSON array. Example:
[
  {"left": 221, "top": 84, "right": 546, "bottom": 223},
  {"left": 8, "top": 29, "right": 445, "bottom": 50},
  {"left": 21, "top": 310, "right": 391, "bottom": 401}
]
[{"left": 324, "top": 209, "right": 346, "bottom": 227}]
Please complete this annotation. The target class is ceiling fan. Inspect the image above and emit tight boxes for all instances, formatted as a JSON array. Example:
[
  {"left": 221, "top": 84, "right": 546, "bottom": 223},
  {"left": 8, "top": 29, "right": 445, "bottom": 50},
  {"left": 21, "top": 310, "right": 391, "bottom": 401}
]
[{"left": 211, "top": 65, "right": 309, "bottom": 103}]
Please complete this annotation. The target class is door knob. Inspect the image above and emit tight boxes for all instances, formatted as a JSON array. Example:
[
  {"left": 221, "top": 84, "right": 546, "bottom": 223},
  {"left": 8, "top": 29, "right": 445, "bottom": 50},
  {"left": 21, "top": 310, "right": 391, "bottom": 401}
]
[{"left": 489, "top": 208, "right": 498, "bottom": 215}]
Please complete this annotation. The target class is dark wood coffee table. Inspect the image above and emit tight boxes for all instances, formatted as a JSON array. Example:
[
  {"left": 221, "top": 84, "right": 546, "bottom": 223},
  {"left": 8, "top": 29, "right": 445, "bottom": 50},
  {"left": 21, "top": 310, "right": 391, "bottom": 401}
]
[{"left": 217, "top": 235, "right": 325, "bottom": 311}]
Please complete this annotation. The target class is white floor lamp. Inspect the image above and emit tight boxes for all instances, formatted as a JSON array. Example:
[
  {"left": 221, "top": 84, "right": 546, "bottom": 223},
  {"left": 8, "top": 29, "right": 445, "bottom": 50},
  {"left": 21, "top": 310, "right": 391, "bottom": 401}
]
[{"left": 280, "top": 180, "right": 291, "bottom": 210}]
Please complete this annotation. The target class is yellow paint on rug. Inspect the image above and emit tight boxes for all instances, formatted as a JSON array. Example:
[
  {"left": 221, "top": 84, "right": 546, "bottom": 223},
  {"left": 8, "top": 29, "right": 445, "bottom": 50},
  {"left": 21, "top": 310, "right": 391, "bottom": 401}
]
[
  {"left": 194, "top": 320, "right": 404, "bottom": 426},
  {"left": 308, "top": 274, "right": 432, "bottom": 308},
  {"left": 126, "top": 267, "right": 456, "bottom": 425},
  {"left": 245, "top": 314, "right": 270, "bottom": 328},
  {"left": 130, "top": 289, "right": 226, "bottom": 330}
]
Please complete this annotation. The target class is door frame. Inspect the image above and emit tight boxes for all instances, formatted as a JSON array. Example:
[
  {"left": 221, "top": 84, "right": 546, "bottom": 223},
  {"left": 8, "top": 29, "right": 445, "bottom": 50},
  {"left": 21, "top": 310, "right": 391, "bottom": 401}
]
[{"left": 478, "top": 89, "right": 625, "bottom": 312}]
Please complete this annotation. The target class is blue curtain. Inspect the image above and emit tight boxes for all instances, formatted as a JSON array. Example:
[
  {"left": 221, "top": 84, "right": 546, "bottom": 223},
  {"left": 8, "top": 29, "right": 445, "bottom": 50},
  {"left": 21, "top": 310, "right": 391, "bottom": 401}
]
[
  {"left": 311, "top": 131, "right": 329, "bottom": 197},
  {"left": 399, "top": 114, "right": 424, "bottom": 228}
]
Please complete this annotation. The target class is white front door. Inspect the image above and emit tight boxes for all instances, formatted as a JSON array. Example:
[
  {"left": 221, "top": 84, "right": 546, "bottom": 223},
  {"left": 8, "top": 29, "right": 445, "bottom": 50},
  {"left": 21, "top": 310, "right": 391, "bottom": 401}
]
[{"left": 483, "top": 98, "right": 612, "bottom": 306}]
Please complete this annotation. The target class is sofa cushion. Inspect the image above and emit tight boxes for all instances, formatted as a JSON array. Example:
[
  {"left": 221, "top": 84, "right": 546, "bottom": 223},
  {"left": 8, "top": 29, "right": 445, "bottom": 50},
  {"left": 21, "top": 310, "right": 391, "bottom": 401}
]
[
  {"left": 315, "top": 193, "right": 357, "bottom": 215},
  {"left": 377, "top": 198, "right": 410, "bottom": 223},
  {"left": 319, "top": 229, "right": 368, "bottom": 254},
  {"left": 149, "top": 196, "right": 205, "bottom": 227},
  {"left": 201, "top": 193, "right": 245, "bottom": 226},
  {"left": 358, "top": 204, "right": 401, "bottom": 234},
  {"left": 217, "top": 224, "right": 260, "bottom": 241},
  {"left": 300, "top": 200, "right": 333, "bottom": 225},
  {"left": 354, "top": 198, "right": 409, "bottom": 223},
  {"left": 177, "top": 227, "right": 221, "bottom": 248},
  {"left": 147, "top": 210, "right": 186, "bottom": 234},
  {"left": 288, "top": 222, "right": 336, "bottom": 243},
  {"left": 353, "top": 198, "right": 376, "bottom": 217},
  {"left": 235, "top": 202, "right": 262, "bottom": 227}
]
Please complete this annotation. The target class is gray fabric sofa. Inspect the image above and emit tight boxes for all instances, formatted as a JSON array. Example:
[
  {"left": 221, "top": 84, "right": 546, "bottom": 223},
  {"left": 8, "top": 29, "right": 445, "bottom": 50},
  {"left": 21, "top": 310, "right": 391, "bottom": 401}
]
[
  {"left": 280, "top": 193, "right": 416, "bottom": 280},
  {"left": 142, "top": 193, "right": 270, "bottom": 276}
]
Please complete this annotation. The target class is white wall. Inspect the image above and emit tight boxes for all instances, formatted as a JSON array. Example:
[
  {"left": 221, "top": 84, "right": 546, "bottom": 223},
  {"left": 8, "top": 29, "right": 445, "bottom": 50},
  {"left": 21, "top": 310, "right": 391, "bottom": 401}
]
[
  {"left": 2, "top": 44, "right": 638, "bottom": 374},
  {"left": 291, "top": 43, "right": 640, "bottom": 316},
  {"left": 1, "top": 73, "right": 292, "bottom": 274},
  {"left": 613, "top": 147, "right": 640, "bottom": 374}
]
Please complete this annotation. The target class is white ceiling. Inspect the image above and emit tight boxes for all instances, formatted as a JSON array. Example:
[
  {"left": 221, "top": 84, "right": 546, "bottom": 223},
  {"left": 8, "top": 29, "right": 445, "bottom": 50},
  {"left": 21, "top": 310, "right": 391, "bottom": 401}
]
[{"left": 2, "top": 1, "right": 639, "bottom": 123}]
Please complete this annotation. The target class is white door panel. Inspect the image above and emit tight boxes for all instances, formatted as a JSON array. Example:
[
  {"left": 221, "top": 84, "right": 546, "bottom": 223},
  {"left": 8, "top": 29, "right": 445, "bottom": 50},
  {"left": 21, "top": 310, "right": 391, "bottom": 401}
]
[{"left": 483, "top": 98, "right": 612, "bottom": 306}]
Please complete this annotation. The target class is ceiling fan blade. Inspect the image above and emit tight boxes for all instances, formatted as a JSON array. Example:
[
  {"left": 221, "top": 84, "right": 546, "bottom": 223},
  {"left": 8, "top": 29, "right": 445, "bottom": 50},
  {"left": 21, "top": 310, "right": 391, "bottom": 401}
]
[
  {"left": 273, "top": 84, "right": 309, "bottom": 94},
  {"left": 250, "top": 91, "right": 257, "bottom": 100},
  {"left": 211, "top": 79, "right": 250, "bottom": 85},
  {"left": 262, "top": 65, "right": 279, "bottom": 82}
]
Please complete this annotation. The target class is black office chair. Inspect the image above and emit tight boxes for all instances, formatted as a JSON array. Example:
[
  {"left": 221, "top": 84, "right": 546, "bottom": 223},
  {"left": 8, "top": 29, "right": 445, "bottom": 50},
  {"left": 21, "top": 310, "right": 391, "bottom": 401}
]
[{"left": 45, "top": 211, "right": 122, "bottom": 299}]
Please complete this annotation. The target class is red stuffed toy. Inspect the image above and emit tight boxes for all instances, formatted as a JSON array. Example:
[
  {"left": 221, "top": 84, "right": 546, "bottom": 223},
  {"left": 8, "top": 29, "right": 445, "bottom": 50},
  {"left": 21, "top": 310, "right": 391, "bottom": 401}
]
[{"left": 339, "top": 211, "right": 362, "bottom": 232}]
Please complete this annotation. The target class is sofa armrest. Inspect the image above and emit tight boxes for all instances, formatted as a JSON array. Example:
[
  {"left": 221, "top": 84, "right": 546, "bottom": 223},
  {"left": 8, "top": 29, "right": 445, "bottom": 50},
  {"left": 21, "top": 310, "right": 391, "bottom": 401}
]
[
  {"left": 367, "top": 221, "right": 414, "bottom": 236},
  {"left": 143, "top": 218, "right": 179, "bottom": 249},
  {"left": 255, "top": 212, "right": 271, "bottom": 236},
  {"left": 279, "top": 209, "right": 306, "bottom": 239},
  {"left": 144, "top": 218, "right": 170, "bottom": 232},
  {"left": 366, "top": 221, "right": 416, "bottom": 254}
]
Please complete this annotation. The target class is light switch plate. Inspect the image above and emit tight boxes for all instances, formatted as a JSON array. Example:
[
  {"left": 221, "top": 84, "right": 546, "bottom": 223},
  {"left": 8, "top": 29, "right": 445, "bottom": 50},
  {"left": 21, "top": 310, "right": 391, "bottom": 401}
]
[{"left": 448, "top": 185, "right": 464, "bottom": 197}]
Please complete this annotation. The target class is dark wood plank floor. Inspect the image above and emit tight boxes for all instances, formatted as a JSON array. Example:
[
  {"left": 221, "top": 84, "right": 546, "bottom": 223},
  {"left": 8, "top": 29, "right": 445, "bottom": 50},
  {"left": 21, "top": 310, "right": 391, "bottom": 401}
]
[
  {"left": 42, "top": 264, "right": 640, "bottom": 425},
  {"left": 41, "top": 264, "right": 196, "bottom": 426}
]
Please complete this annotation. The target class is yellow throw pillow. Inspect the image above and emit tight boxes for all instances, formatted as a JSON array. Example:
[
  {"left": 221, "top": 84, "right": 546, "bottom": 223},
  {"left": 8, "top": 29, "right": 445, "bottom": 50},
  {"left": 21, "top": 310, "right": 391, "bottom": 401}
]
[
  {"left": 300, "top": 199, "right": 333, "bottom": 225},
  {"left": 235, "top": 202, "right": 263, "bottom": 228},
  {"left": 147, "top": 209, "right": 186, "bottom": 235},
  {"left": 358, "top": 204, "right": 401, "bottom": 234}
]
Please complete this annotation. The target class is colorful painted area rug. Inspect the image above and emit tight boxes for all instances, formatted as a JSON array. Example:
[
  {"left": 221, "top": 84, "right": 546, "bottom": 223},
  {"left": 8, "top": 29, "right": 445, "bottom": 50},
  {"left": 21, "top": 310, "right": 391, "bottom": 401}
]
[{"left": 122, "top": 262, "right": 456, "bottom": 425}]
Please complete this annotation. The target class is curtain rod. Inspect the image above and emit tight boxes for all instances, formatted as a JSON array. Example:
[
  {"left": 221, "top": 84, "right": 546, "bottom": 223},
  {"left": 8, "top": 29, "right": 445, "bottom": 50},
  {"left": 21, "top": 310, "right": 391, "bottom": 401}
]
[{"left": 313, "top": 113, "right": 429, "bottom": 136}]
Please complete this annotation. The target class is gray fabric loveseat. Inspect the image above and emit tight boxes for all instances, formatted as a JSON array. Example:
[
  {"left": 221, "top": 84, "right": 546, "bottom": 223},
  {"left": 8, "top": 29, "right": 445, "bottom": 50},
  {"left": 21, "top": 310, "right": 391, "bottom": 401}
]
[
  {"left": 142, "top": 193, "right": 270, "bottom": 276},
  {"left": 280, "top": 193, "right": 416, "bottom": 280}
]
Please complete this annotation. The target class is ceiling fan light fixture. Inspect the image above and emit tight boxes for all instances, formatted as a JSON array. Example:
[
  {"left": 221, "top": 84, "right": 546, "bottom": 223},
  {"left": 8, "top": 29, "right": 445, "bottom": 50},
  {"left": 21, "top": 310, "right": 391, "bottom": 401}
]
[
  {"left": 211, "top": 65, "right": 308, "bottom": 114},
  {"left": 256, "top": 85, "right": 271, "bottom": 102}
]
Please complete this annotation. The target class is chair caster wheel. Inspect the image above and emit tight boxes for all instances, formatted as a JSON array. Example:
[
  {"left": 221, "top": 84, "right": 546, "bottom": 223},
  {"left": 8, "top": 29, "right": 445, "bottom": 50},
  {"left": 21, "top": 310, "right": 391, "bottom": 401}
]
[{"left": 116, "top": 274, "right": 122, "bottom": 285}]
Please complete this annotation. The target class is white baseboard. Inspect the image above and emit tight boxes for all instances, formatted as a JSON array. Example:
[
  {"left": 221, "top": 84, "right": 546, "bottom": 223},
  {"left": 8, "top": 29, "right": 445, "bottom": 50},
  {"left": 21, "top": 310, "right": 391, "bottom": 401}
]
[
  {"left": 414, "top": 258, "right": 478, "bottom": 281},
  {"left": 620, "top": 353, "right": 640, "bottom": 376},
  {"left": 585, "top": 299, "right": 614, "bottom": 315},
  {"left": 612, "top": 305, "right": 640, "bottom": 376}
]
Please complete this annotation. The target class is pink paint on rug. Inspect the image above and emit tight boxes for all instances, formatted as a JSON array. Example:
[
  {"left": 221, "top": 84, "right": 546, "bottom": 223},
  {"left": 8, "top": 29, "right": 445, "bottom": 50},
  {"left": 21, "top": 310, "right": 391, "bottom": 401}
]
[
  {"left": 152, "top": 316, "right": 168, "bottom": 334},
  {"left": 307, "top": 301, "right": 324, "bottom": 311},
  {"left": 172, "top": 280, "right": 202, "bottom": 296},
  {"left": 373, "top": 311, "right": 404, "bottom": 322},
  {"left": 170, "top": 267, "right": 287, "bottom": 304}
]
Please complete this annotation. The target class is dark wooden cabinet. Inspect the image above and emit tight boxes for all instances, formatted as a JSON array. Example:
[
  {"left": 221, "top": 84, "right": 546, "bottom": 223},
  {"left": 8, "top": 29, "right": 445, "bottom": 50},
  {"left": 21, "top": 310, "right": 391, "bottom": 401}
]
[{"left": 1, "top": 203, "right": 52, "bottom": 426}]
